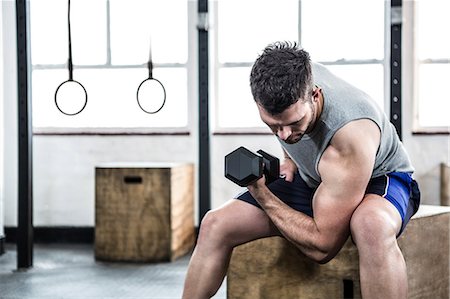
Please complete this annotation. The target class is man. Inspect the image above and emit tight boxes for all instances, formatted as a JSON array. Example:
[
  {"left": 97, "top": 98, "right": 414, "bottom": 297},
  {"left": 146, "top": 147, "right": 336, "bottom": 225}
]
[{"left": 182, "top": 41, "right": 420, "bottom": 299}]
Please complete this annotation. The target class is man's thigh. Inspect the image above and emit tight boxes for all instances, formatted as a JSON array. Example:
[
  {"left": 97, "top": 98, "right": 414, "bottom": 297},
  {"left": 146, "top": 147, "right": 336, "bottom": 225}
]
[{"left": 365, "top": 172, "right": 421, "bottom": 237}]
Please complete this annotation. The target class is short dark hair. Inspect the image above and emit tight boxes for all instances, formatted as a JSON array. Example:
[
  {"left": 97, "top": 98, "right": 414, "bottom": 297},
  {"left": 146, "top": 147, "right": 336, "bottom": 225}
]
[{"left": 250, "top": 41, "right": 314, "bottom": 115}]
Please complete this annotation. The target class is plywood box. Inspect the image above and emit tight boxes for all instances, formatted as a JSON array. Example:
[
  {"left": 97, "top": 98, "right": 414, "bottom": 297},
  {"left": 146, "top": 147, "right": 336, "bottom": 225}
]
[
  {"left": 227, "top": 205, "right": 450, "bottom": 299},
  {"left": 95, "top": 163, "right": 195, "bottom": 262}
]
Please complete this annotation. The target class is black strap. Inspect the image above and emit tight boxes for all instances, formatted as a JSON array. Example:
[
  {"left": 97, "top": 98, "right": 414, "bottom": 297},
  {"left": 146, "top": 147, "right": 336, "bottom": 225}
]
[
  {"left": 67, "top": 0, "right": 73, "bottom": 81},
  {"left": 147, "top": 38, "right": 153, "bottom": 79}
]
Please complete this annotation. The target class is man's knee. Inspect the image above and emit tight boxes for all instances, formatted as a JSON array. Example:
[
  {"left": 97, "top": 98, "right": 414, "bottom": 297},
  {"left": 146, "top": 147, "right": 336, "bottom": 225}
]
[
  {"left": 197, "top": 209, "right": 232, "bottom": 246},
  {"left": 350, "top": 207, "right": 398, "bottom": 250}
]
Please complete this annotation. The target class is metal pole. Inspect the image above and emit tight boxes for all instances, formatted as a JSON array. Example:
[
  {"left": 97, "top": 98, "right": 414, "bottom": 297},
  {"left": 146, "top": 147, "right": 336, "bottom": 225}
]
[
  {"left": 16, "top": 0, "right": 33, "bottom": 269},
  {"left": 198, "top": 0, "right": 210, "bottom": 222},
  {"left": 390, "top": 0, "right": 402, "bottom": 139}
]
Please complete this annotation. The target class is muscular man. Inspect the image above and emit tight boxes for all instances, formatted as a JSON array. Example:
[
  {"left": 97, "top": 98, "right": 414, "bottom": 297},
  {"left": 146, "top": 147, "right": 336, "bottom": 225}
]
[{"left": 182, "top": 42, "right": 420, "bottom": 299}]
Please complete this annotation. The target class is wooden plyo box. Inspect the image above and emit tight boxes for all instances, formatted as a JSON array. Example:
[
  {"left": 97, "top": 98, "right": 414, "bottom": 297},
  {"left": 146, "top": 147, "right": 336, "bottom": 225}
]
[
  {"left": 227, "top": 205, "right": 450, "bottom": 299},
  {"left": 95, "top": 163, "right": 195, "bottom": 262}
]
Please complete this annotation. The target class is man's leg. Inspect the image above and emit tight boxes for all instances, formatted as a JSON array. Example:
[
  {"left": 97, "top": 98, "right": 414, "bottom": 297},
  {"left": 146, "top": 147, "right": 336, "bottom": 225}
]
[
  {"left": 350, "top": 194, "right": 405, "bottom": 299},
  {"left": 182, "top": 199, "right": 280, "bottom": 299}
]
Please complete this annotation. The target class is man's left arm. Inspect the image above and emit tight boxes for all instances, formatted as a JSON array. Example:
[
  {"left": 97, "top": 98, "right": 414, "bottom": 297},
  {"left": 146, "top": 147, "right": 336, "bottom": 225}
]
[{"left": 248, "top": 119, "right": 380, "bottom": 263}]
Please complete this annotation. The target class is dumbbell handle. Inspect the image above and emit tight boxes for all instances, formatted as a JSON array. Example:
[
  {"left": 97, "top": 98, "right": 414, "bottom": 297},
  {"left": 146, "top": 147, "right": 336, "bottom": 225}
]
[{"left": 257, "top": 149, "right": 280, "bottom": 185}]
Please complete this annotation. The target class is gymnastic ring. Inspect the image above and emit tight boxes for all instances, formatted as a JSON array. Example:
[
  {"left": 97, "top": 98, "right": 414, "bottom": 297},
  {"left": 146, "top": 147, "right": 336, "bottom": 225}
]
[
  {"left": 54, "top": 79, "right": 88, "bottom": 116},
  {"left": 136, "top": 77, "right": 166, "bottom": 114}
]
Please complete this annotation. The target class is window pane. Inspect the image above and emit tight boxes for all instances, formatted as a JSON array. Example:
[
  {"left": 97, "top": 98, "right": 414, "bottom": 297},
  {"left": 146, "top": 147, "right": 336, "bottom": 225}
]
[
  {"left": 70, "top": 0, "right": 108, "bottom": 65},
  {"left": 110, "top": 0, "right": 188, "bottom": 65},
  {"left": 31, "top": 0, "right": 108, "bottom": 65},
  {"left": 30, "top": 0, "right": 68, "bottom": 64},
  {"left": 326, "top": 64, "right": 384, "bottom": 109},
  {"left": 218, "top": 0, "right": 298, "bottom": 63},
  {"left": 217, "top": 65, "right": 384, "bottom": 129},
  {"left": 32, "top": 68, "right": 188, "bottom": 128},
  {"left": 417, "top": 0, "right": 450, "bottom": 59},
  {"left": 217, "top": 67, "right": 264, "bottom": 128},
  {"left": 301, "top": 0, "right": 384, "bottom": 61},
  {"left": 417, "top": 64, "right": 450, "bottom": 127}
]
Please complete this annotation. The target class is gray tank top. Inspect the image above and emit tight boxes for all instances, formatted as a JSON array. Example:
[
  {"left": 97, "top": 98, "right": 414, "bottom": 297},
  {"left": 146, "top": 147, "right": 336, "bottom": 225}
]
[{"left": 279, "top": 63, "right": 414, "bottom": 188}]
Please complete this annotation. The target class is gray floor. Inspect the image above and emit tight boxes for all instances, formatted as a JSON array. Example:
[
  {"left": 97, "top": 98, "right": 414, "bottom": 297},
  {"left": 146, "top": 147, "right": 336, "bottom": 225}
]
[{"left": 0, "top": 244, "right": 226, "bottom": 299}]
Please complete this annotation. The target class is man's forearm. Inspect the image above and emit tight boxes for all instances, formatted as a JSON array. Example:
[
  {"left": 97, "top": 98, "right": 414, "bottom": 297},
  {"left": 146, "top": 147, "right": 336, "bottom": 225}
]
[{"left": 248, "top": 184, "right": 331, "bottom": 262}]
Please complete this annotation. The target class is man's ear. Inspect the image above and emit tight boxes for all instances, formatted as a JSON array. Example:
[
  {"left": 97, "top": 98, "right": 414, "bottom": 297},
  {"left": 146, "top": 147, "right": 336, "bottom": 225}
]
[{"left": 312, "top": 87, "right": 322, "bottom": 101}]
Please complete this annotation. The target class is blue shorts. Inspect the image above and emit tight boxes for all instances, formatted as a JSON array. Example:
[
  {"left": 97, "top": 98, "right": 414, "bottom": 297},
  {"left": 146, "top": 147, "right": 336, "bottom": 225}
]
[{"left": 235, "top": 172, "right": 421, "bottom": 237}]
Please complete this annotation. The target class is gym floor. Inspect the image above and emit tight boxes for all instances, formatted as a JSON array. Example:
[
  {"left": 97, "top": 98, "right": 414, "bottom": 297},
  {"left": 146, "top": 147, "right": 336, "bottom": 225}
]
[{"left": 0, "top": 243, "right": 226, "bottom": 299}]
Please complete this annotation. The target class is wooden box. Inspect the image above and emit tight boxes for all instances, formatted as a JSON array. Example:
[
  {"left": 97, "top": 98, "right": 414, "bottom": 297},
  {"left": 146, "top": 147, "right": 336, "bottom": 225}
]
[
  {"left": 95, "top": 163, "right": 195, "bottom": 262},
  {"left": 227, "top": 205, "right": 450, "bottom": 299}
]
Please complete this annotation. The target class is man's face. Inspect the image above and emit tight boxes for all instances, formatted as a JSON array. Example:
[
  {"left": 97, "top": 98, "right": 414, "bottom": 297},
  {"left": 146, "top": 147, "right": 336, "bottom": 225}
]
[{"left": 257, "top": 96, "right": 317, "bottom": 144}]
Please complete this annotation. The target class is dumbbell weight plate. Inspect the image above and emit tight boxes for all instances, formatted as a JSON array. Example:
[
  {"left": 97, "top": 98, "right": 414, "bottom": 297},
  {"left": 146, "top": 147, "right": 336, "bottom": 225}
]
[{"left": 224, "top": 146, "right": 263, "bottom": 187}]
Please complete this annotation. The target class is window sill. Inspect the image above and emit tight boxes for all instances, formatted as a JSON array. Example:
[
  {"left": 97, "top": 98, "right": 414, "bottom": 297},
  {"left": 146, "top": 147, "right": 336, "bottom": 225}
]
[
  {"left": 412, "top": 127, "right": 450, "bottom": 135},
  {"left": 213, "top": 127, "right": 272, "bottom": 135},
  {"left": 33, "top": 127, "right": 190, "bottom": 136},
  {"left": 213, "top": 131, "right": 273, "bottom": 136}
]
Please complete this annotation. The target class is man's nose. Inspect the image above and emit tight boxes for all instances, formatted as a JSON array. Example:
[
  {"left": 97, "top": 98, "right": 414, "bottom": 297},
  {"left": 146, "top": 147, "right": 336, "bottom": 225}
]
[{"left": 277, "top": 127, "right": 292, "bottom": 140}]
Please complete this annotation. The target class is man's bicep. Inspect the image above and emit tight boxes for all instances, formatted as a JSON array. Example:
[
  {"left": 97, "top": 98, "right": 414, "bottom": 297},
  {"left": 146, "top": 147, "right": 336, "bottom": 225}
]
[
  {"left": 315, "top": 119, "right": 380, "bottom": 217},
  {"left": 311, "top": 119, "right": 380, "bottom": 254},
  {"left": 313, "top": 145, "right": 375, "bottom": 248},
  {"left": 313, "top": 173, "right": 366, "bottom": 235},
  {"left": 311, "top": 178, "right": 365, "bottom": 257}
]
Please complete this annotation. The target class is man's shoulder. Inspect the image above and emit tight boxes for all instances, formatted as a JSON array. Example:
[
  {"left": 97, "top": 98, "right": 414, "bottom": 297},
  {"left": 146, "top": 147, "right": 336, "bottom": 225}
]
[
  {"left": 324, "top": 119, "right": 381, "bottom": 160},
  {"left": 318, "top": 120, "right": 380, "bottom": 181}
]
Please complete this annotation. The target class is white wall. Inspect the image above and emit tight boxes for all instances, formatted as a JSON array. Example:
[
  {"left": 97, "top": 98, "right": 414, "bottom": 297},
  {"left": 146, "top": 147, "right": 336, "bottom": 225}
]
[
  {"left": 2, "top": 1, "right": 449, "bottom": 228},
  {"left": 31, "top": 135, "right": 197, "bottom": 226},
  {"left": 3, "top": 129, "right": 446, "bottom": 227},
  {"left": 3, "top": 134, "right": 281, "bottom": 227},
  {"left": 2, "top": 2, "right": 15, "bottom": 230},
  {"left": 3, "top": 126, "right": 446, "bottom": 227}
]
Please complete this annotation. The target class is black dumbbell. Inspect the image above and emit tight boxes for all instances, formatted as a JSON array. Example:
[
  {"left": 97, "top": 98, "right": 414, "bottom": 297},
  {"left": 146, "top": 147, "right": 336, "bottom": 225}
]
[{"left": 224, "top": 146, "right": 280, "bottom": 187}]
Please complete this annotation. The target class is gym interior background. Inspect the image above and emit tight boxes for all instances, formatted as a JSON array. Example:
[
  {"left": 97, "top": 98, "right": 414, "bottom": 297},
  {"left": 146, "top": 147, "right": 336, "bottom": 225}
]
[{"left": 0, "top": 0, "right": 449, "bottom": 298}]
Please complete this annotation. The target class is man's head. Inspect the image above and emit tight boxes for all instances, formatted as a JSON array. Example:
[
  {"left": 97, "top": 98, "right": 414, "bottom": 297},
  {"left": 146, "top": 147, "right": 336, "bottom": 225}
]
[
  {"left": 250, "top": 42, "right": 320, "bottom": 144},
  {"left": 250, "top": 41, "right": 314, "bottom": 115}
]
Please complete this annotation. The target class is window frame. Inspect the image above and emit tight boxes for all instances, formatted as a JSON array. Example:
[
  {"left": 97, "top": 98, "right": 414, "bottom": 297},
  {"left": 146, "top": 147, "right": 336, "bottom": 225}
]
[
  {"left": 411, "top": 0, "right": 450, "bottom": 134},
  {"left": 30, "top": 0, "right": 197, "bottom": 136},
  {"left": 211, "top": 0, "right": 390, "bottom": 135},
  {"left": 412, "top": 57, "right": 450, "bottom": 134}
]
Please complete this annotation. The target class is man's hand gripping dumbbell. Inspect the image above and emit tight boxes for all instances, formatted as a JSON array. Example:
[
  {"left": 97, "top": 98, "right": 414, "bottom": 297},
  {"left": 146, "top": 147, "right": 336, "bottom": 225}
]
[{"left": 224, "top": 146, "right": 280, "bottom": 187}]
